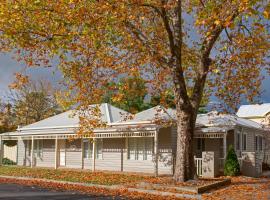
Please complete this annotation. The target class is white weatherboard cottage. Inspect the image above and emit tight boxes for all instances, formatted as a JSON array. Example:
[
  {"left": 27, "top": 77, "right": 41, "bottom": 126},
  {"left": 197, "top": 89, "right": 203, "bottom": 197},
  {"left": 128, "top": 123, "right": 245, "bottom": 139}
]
[{"left": 0, "top": 103, "right": 269, "bottom": 177}]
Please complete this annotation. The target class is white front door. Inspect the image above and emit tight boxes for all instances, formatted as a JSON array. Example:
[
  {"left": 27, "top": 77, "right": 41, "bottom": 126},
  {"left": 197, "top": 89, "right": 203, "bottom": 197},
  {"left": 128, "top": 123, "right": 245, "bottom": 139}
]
[{"left": 58, "top": 140, "right": 66, "bottom": 166}]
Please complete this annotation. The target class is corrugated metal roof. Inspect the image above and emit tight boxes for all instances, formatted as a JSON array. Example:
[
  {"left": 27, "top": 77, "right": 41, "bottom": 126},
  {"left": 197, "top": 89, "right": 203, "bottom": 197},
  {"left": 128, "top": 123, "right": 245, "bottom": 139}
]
[
  {"left": 20, "top": 103, "right": 129, "bottom": 130},
  {"left": 126, "top": 106, "right": 176, "bottom": 122},
  {"left": 126, "top": 107, "right": 265, "bottom": 130},
  {"left": 237, "top": 103, "right": 270, "bottom": 118}
]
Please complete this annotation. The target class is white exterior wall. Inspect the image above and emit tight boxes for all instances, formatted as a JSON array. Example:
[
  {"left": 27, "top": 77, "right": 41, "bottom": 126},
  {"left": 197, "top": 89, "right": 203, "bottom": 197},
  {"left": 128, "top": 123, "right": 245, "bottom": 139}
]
[
  {"left": 35, "top": 140, "right": 55, "bottom": 167},
  {"left": 16, "top": 128, "right": 174, "bottom": 175}
]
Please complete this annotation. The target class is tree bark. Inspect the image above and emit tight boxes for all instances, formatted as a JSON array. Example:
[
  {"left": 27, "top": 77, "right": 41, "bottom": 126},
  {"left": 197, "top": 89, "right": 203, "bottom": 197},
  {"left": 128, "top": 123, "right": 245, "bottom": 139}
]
[{"left": 173, "top": 102, "right": 196, "bottom": 182}]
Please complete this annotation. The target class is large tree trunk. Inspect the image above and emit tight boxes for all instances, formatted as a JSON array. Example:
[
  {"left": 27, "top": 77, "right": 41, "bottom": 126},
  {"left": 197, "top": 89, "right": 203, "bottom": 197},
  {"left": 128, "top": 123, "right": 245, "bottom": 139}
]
[{"left": 173, "top": 103, "right": 197, "bottom": 182}]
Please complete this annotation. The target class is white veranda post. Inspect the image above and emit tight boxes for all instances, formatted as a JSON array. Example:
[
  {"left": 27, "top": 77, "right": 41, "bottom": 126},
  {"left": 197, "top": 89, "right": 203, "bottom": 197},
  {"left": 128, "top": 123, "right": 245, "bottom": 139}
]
[
  {"left": 0, "top": 136, "right": 3, "bottom": 166},
  {"left": 92, "top": 139, "right": 96, "bottom": 172},
  {"left": 81, "top": 139, "right": 84, "bottom": 169},
  {"left": 154, "top": 129, "right": 159, "bottom": 177},
  {"left": 55, "top": 136, "right": 58, "bottom": 169},
  {"left": 223, "top": 133, "right": 227, "bottom": 159},
  {"left": 31, "top": 136, "right": 34, "bottom": 168}
]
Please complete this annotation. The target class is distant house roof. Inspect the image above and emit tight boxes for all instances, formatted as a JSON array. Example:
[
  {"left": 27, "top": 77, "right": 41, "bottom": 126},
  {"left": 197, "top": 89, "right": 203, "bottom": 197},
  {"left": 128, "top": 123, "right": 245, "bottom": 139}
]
[
  {"left": 128, "top": 107, "right": 265, "bottom": 131},
  {"left": 196, "top": 111, "right": 264, "bottom": 130},
  {"left": 236, "top": 103, "right": 270, "bottom": 118},
  {"left": 19, "top": 103, "right": 129, "bottom": 131}
]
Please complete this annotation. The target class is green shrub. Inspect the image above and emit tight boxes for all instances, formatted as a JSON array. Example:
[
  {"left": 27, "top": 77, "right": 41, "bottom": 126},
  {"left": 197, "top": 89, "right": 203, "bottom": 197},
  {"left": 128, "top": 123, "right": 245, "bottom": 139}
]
[
  {"left": 2, "top": 158, "right": 16, "bottom": 165},
  {"left": 224, "top": 145, "right": 240, "bottom": 176}
]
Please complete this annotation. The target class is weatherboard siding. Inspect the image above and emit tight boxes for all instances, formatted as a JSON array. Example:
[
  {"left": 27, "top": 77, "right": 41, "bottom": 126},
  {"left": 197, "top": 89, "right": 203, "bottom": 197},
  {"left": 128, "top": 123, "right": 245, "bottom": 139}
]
[
  {"left": 16, "top": 137, "right": 172, "bottom": 174},
  {"left": 35, "top": 140, "right": 55, "bottom": 167},
  {"left": 66, "top": 139, "right": 82, "bottom": 168},
  {"left": 17, "top": 139, "right": 25, "bottom": 166}
]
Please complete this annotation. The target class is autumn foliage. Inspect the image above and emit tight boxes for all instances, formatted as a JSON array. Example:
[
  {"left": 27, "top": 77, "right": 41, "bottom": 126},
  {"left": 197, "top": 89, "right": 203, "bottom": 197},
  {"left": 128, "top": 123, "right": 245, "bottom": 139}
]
[{"left": 0, "top": 0, "right": 269, "bottom": 181}]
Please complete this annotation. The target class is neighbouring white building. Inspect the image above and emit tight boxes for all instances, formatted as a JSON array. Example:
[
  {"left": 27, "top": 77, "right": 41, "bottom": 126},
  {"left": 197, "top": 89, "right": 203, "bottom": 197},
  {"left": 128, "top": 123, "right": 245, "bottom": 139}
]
[{"left": 237, "top": 103, "right": 270, "bottom": 127}]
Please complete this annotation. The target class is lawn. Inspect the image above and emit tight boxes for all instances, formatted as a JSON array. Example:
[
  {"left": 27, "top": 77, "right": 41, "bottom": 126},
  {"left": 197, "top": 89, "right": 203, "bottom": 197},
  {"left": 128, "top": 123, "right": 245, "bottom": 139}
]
[{"left": 0, "top": 166, "right": 160, "bottom": 185}]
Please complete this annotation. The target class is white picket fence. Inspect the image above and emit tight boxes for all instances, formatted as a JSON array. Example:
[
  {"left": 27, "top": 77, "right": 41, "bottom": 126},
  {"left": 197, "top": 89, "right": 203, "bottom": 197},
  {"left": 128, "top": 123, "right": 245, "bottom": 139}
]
[{"left": 194, "top": 157, "right": 203, "bottom": 176}]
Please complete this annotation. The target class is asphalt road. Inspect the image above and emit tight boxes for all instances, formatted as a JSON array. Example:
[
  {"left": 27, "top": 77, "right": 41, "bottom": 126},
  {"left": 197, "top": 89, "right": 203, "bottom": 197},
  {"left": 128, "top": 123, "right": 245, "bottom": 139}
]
[{"left": 0, "top": 183, "right": 123, "bottom": 200}]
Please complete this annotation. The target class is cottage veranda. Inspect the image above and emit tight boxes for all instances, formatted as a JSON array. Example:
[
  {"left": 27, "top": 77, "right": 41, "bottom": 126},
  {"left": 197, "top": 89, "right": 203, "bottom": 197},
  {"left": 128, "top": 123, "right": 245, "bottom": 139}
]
[{"left": 0, "top": 103, "right": 269, "bottom": 177}]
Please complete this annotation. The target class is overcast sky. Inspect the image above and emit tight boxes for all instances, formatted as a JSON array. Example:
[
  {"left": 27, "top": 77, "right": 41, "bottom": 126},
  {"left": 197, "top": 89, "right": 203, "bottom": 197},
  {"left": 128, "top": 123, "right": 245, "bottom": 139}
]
[
  {"left": 0, "top": 53, "right": 62, "bottom": 100},
  {"left": 1, "top": 52, "right": 270, "bottom": 105}
]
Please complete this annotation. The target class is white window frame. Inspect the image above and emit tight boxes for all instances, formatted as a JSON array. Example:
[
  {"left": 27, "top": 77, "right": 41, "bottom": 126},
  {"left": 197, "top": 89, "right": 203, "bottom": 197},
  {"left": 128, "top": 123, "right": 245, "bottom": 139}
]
[
  {"left": 236, "top": 132, "right": 241, "bottom": 150},
  {"left": 35, "top": 140, "right": 43, "bottom": 158},
  {"left": 96, "top": 139, "right": 103, "bottom": 160},
  {"left": 127, "top": 137, "right": 153, "bottom": 161},
  {"left": 255, "top": 135, "right": 263, "bottom": 152},
  {"left": 83, "top": 139, "right": 103, "bottom": 160},
  {"left": 197, "top": 138, "right": 205, "bottom": 151},
  {"left": 259, "top": 136, "right": 263, "bottom": 151},
  {"left": 242, "top": 133, "right": 247, "bottom": 151},
  {"left": 27, "top": 140, "right": 31, "bottom": 157},
  {"left": 83, "top": 139, "right": 92, "bottom": 159}
]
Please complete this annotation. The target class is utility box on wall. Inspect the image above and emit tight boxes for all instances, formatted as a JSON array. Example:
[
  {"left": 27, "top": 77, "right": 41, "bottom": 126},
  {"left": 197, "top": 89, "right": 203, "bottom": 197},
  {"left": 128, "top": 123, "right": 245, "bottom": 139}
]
[{"left": 201, "top": 151, "right": 219, "bottom": 178}]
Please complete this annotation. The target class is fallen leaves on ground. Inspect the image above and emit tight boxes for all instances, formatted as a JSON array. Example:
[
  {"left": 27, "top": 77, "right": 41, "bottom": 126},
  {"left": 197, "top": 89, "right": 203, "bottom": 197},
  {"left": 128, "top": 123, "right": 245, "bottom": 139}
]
[
  {"left": 203, "top": 176, "right": 270, "bottom": 200},
  {"left": 0, "top": 177, "right": 191, "bottom": 200},
  {"left": 0, "top": 166, "right": 214, "bottom": 187}
]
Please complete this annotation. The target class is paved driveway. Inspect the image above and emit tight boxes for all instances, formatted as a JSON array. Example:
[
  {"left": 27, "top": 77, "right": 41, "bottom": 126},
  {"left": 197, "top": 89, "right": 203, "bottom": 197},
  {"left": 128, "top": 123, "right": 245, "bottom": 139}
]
[{"left": 0, "top": 183, "right": 123, "bottom": 200}]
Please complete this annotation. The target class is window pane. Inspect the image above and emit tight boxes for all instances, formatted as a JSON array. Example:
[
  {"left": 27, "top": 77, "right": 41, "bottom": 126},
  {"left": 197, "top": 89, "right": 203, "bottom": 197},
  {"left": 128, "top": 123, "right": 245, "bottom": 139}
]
[
  {"left": 27, "top": 141, "right": 31, "bottom": 156},
  {"left": 37, "top": 140, "right": 43, "bottom": 158},
  {"left": 128, "top": 138, "right": 136, "bottom": 160},
  {"left": 144, "top": 137, "right": 153, "bottom": 161},
  {"left": 96, "top": 139, "right": 103, "bottom": 159},
  {"left": 255, "top": 136, "right": 258, "bottom": 151},
  {"left": 83, "top": 141, "right": 89, "bottom": 159},
  {"left": 137, "top": 138, "right": 144, "bottom": 160},
  {"left": 237, "top": 133, "right": 240, "bottom": 150},
  {"left": 197, "top": 138, "right": 201, "bottom": 150},
  {"left": 242, "top": 134, "right": 247, "bottom": 151},
  {"left": 259, "top": 137, "right": 263, "bottom": 151}
]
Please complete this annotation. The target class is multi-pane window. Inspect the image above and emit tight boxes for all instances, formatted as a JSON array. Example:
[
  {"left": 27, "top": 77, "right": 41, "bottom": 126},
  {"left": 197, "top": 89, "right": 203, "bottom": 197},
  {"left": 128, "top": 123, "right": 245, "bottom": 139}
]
[
  {"left": 26, "top": 140, "right": 43, "bottom": 158},
  {"left": 255, "top": 135, "right": 263, "bottom": 151},
  {"left": 197, "top": 138, "right": 205, "bottom": 151},
  {"left": 259, "top": 137, "right": 263, "bottom": 151},
  {"left": 236, "top": 133, "right": 240, "bottom": 150},
  {"left": 83, "top": 139, "right": 103, "bottom": 159},
  {"left": 35, "top": 140, "right": 43, "bottom": 158},
  {"left": 242, "top": 134, "right": 247, "bottom": 151},
  {"left": 127, "top": 138, "right": 153, "bottom": 161},
  {"left": 27, "top": 140, "right": 31, "bottom": 156}
]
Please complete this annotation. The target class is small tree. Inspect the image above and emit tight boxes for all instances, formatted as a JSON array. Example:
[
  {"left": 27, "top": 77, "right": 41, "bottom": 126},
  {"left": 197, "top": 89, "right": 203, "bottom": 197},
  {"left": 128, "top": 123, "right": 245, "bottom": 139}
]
[{"left": 224, "top": 145, "right": 240, "bottom": 176}]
